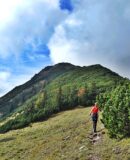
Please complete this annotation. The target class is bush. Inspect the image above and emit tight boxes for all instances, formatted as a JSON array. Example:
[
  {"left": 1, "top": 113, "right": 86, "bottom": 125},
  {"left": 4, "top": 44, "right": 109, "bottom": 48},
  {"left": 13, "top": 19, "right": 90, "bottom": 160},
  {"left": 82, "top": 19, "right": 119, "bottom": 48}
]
[{"left": 97, "top": 83, "right": 130, "bottom": 138}]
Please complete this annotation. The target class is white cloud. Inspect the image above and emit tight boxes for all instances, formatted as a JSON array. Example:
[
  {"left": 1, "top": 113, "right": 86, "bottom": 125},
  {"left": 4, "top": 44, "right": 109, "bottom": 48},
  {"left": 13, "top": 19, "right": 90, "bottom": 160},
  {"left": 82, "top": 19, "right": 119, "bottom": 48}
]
[
  {"left": 0, "top": 71, "right": 10, "bottom": 81},
  {"left": 0, "top": 0, "right": 65, "bottom": 58},
  {"left": 49, "top": 24, "right": 97, "bottom": 65},
  {"left": 0, "top": 0, "right": 67, "bottom": 96},
  {"left": 0, "top": 0, "right": 21, "bottom": 24},
  {"left": 0, "top": 0, "right": 59, "bottom": 25},
  {"left": 49, "top": 0, "right": 130, "bottom": 78},
  {"left": 65, "top": 17, "right": 82, "bottom": 27},
  {"left": 0, "top": 71, "right": 11, "bottom": 96},
  {"left": 0, "top": 67, "right": 42, "bottom": 97},
  {"left": 0, "top": 75, "right": 31, "bottom": 97}
]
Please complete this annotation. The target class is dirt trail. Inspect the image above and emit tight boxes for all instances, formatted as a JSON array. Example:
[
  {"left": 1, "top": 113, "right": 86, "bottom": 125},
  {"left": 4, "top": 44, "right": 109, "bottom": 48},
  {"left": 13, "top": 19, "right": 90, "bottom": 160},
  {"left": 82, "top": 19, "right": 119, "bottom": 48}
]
[
  {"left": 87, "top": 129, "right": 106, "bottom": 160},
  {"left": 88, "top": 130, "right": 105, "bottom": 144}
]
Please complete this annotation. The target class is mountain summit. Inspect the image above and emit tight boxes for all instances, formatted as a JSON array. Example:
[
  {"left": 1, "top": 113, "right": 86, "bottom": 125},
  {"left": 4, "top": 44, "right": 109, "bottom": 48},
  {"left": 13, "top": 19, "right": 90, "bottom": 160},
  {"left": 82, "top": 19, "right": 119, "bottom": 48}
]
[
  {"left": 0, "top": 63, "right": 122, "bottom": 117},
  {"left": 0, "top": 63, "right": 126, "bottom": 132}
]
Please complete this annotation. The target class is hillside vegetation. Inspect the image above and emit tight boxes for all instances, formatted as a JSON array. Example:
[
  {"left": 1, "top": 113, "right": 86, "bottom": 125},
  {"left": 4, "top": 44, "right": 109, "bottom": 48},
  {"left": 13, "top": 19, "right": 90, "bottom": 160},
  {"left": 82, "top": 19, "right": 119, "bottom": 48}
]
[
  {"left": 0, "top": 63, "right": 122, "bottom": 116},
  {"left": 97, "top": 83, "right": 130, "bottom": 138},
  {"left": 0, "top": 63, "right": 129, "bottom": 134},
  {"left": 0, "top": 107, "right": 130, "bottom": 160}
]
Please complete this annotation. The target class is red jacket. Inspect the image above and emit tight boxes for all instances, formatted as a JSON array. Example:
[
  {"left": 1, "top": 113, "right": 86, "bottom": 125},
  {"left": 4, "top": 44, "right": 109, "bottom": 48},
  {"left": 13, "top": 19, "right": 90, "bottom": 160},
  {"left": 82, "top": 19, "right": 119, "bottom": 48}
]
[{"left": 91, "top": 105, "right": 99, "bottom": 114}]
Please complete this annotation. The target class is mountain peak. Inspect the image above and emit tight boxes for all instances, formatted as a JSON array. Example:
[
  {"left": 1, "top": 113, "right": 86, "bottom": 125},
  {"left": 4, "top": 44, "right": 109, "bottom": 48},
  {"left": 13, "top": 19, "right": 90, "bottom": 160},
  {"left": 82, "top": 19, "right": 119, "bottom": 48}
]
[
  {"left": 54, "top": 62, "right": 75, "bottom": 68},
  {"left": 55, "top": 62, "right": 73, "bottom": 65},
  {"left": 0, "top": 62, "right": 124, "bottom": 118}
]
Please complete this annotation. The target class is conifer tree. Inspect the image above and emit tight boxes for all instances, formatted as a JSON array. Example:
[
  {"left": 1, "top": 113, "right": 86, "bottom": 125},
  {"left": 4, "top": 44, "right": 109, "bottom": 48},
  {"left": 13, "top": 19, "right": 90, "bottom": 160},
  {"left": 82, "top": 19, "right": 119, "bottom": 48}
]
[{"left": 97, "top": 83, "right": 130, "bottom": 138}]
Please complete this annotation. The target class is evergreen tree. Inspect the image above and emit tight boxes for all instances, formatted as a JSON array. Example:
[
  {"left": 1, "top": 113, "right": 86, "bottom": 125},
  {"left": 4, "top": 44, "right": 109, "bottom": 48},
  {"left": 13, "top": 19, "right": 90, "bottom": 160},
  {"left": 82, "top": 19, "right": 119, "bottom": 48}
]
[
  {"left": 57, "top": 86, "right": 63, "bottom": 110},
  {"left": 97, "top": 83, "right": 130, "bottom": 138}
]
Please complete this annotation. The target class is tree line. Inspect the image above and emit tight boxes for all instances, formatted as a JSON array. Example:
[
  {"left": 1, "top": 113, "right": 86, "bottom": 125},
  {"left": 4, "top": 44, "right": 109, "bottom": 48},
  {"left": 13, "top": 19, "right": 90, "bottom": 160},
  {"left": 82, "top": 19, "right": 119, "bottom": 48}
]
[
  {"left": 0, "top": 81, "right": 129, "bottom": 139},
  {"left": 0, "top": 83, "right": 99, "bottom": 133}
]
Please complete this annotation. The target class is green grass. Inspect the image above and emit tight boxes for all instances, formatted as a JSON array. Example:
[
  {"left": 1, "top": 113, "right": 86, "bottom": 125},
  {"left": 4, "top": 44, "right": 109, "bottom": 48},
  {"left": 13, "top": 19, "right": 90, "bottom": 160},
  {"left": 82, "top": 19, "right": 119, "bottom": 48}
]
[{"left": 0, "top": 107, "right": 130, "bottom": 160}]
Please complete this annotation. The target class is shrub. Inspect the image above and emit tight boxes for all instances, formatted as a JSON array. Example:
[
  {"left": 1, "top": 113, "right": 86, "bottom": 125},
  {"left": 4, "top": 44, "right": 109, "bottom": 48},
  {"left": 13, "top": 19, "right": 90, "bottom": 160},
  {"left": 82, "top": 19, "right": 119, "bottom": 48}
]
[{"left": 97, "top": 83, "right": 130, "bottom": 138}]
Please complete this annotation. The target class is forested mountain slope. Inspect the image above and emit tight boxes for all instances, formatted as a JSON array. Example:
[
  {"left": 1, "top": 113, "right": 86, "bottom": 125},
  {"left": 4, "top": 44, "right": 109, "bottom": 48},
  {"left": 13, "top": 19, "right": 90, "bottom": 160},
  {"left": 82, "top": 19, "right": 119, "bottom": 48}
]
[
  {"left": 0, "top": 63, "right": 128, "bottom": 133},
  {"left": 0, "top": 63, "right": 124, "bottom": 117}
]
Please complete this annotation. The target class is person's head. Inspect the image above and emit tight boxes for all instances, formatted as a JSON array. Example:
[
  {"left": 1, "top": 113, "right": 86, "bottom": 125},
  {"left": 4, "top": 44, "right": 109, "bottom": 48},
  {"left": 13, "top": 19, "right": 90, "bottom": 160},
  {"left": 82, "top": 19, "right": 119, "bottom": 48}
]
[{"left": 95, "top": 102, "right": 97, "bottom": 106}]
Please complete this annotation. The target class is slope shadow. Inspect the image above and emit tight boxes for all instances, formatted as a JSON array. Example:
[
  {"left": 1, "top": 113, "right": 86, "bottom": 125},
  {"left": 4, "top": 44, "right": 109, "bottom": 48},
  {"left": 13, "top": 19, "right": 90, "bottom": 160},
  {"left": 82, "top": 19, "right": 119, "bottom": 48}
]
[{"left": 0, "top": 137, "right": 15, "bottom": 143}]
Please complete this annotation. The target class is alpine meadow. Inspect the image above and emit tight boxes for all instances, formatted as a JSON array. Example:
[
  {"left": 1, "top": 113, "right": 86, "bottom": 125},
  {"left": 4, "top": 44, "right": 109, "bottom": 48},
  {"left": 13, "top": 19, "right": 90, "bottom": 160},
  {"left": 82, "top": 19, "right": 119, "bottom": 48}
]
[{"left": 0, "top": 63, "right": 130, "bottom": 160}]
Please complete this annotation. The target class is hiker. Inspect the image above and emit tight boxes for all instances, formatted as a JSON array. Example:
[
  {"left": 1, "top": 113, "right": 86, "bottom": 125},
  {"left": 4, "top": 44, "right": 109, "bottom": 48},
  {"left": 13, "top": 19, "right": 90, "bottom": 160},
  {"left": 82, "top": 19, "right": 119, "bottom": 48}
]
[{"left": 90, "top": 102, "right": 99, "bottom": 133}]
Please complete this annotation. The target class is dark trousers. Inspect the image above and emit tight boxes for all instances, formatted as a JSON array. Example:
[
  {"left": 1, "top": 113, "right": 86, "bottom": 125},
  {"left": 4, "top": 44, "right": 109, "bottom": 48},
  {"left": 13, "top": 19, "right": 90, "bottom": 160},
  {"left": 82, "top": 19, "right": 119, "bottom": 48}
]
[
  {"left": 93, "top": 120, "right": 97, "bottom": 133},
  {"left": 92, "top": 113, "right": 98, "bottom": 133}
]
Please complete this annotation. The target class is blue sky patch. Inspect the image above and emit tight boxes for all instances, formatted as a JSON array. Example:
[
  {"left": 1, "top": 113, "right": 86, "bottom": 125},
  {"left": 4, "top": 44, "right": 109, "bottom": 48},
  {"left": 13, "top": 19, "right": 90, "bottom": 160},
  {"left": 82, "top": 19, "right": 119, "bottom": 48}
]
[
  {"left": 21, "top": 43, "right": 50, "bottom": 67},
  {"left": 33, "top": 44, "right": 50, "bottom": 56},
  {"left": 59, "top": 0, "right": 73, "bottom": 12}
]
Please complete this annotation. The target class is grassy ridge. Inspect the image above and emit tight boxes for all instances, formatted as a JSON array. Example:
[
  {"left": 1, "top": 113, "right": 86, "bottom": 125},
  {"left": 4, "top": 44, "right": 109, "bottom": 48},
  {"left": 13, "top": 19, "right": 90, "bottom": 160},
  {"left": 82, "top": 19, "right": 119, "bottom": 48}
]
[{"left": 0, "top": 107, "right": 129, "bottom": 160}]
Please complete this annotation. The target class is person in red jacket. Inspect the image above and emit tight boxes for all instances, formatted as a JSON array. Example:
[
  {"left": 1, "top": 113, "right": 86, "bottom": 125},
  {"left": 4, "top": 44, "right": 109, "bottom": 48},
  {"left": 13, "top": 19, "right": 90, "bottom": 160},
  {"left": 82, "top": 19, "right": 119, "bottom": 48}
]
[{"left": 90, "top": 102, "right": 99, "bottom": 133}]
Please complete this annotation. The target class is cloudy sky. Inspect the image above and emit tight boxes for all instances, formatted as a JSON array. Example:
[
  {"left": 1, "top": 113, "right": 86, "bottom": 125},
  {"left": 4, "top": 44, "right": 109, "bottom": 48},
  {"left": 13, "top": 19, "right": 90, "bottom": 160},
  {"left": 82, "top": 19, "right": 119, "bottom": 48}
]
[{"left": 0, "top": 0, "right": 130, "bottom": 96}]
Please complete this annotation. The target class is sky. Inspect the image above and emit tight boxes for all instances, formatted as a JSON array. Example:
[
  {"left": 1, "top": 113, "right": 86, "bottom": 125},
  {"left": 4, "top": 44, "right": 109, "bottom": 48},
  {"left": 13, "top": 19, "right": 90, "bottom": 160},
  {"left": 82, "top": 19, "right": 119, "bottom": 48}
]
[{"left": 0, "top": 0, "right": 130, "bottom": 96}]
